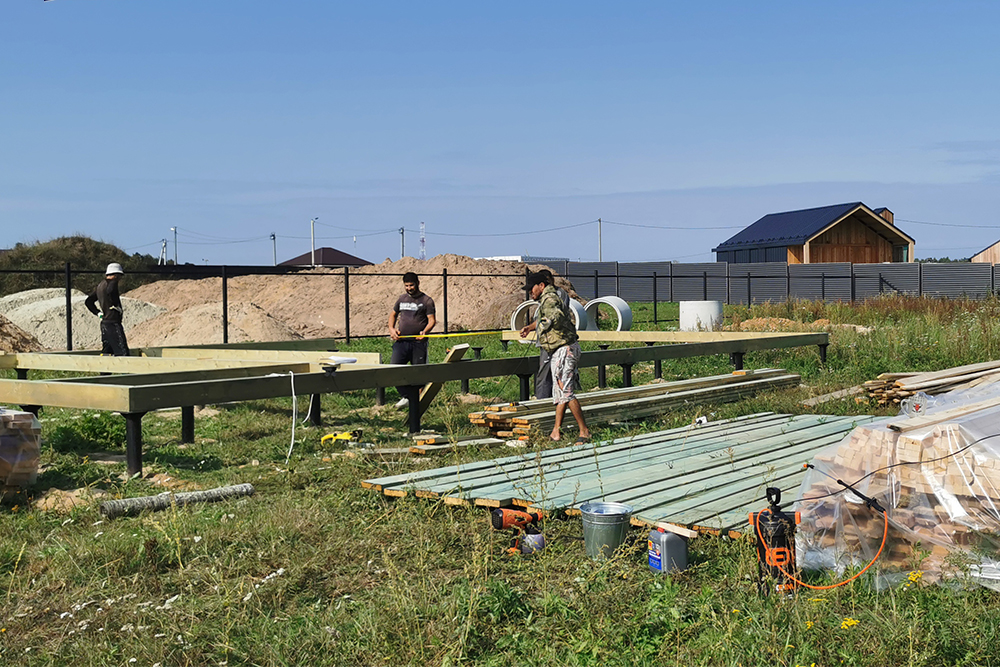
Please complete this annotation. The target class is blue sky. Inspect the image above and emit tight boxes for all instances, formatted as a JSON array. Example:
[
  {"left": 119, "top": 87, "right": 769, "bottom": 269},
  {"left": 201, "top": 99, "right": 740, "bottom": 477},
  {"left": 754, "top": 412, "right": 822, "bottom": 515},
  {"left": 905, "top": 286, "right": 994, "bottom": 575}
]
[{"left": 3, "top": 1, "right": 1000, "bottom": 265}]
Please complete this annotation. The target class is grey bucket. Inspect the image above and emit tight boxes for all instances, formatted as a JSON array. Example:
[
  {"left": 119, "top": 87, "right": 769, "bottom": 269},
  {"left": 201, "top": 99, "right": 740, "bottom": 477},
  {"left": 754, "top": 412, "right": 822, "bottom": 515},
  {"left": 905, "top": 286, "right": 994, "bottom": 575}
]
[{"left": 579, "top": 502, "right": 634, "bottom": 560}]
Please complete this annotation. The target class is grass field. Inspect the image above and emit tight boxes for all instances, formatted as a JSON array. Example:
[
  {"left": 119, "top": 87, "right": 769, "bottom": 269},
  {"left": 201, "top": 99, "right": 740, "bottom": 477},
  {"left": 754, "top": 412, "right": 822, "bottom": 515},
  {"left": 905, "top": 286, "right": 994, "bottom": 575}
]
[{"left": 4, "top": 296, "right": 1000, "bottom": 666}]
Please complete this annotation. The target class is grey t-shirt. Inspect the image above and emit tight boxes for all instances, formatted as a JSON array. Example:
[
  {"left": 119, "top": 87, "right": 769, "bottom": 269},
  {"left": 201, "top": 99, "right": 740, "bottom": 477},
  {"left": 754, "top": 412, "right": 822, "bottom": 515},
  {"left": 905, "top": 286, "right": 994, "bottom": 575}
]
[{"left": 393, "top": 292, "right": 436, "bottom": 336}]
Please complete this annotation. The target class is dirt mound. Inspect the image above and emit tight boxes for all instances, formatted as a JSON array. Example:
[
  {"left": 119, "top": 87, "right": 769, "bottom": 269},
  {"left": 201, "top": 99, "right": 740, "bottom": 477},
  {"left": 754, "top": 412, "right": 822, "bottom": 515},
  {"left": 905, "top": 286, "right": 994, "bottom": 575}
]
[
  {"left": 0, "top": 288, "right": 70, "bottom": 313},
  {"left": 727, "top": 317, "right": 832, "bottom": 332},
  {"left": 4, "top": 295, "right": 165, "bottom": 351},
  {"left": 127, "top": 301, "right": 303, "bottom": 348},
  {"left": 0, "top": 313, "right": 42, "bottom": 352},
  {"left": 125, "top": 254, "right": 570, "bottom": 344}
]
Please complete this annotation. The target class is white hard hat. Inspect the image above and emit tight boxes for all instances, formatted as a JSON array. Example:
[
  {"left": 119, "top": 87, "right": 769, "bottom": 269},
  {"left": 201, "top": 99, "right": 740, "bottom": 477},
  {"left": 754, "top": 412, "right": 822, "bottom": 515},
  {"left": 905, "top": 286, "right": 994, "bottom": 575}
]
[{"left": 105, "top": 263, "right": 125, "bottom": 275}]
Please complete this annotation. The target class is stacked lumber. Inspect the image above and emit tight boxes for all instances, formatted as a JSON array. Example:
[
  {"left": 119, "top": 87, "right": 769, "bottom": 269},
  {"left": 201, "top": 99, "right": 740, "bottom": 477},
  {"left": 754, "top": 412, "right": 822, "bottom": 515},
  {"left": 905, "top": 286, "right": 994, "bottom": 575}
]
[
  {"left": 0, "top": 409, "right": 41, "bottom": 490},
  {"left": 468, "top": 369, "right": 800, "bottom": 439},
  {"left": 409, "top": 433, "right": 505, "bottom": 455},
  {"left": 863, "top": 360, "right": 1000, "bottom": 405},
  {"left": 800, "top": 399, "right": 1000, "bottom": 583}
]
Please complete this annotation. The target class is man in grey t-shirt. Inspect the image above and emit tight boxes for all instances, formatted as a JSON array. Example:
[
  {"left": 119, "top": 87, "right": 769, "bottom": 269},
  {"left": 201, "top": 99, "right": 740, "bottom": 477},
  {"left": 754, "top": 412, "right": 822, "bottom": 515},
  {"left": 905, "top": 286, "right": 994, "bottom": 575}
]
[{"left": 388, "top": 272, "right": 436, "bottom": 412}]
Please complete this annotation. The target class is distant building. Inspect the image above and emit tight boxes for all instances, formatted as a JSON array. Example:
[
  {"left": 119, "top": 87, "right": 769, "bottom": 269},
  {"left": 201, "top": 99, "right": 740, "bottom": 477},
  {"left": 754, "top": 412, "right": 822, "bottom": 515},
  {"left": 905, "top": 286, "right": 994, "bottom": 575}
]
[
  {"left": 713, "top": 202, "right": 915, "bottom": 264},
  {"left": 280, "top": 247, "right": 372, "bottom": 268},
  {"left": 970, "top": 241, "right": 1000, "bottom": 263},
  {"left": 475, "top": 255, "right": 570, "bottom": 263}
]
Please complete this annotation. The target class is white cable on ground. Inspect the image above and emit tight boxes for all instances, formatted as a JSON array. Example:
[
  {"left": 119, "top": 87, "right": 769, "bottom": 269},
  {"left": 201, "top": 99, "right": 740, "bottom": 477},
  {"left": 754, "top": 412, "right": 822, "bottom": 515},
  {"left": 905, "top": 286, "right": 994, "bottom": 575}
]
[{"left": 285, "top": 371, "right": 298, "bottom": 464}]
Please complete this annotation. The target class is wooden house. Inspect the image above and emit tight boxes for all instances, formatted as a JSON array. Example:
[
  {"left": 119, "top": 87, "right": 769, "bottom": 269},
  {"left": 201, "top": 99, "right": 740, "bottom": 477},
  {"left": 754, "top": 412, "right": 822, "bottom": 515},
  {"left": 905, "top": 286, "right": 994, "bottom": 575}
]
[
  {"left": 713, "top": 202, "right": 915, "bottom": 264},
  {"left": 971, "top": 240, "right": 1000, "bottom": 263}
]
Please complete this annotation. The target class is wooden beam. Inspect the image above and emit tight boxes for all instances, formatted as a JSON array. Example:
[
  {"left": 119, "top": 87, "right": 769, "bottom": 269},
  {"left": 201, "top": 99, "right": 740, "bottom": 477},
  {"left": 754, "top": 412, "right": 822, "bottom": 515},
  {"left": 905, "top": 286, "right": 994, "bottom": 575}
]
[
  {"left": 418, "top": 344, "right": 468, "bottom": 415},
  {"left": 156, "top": 348, "right": 381, "bottom": 365},
  {"left": 0, "top": 378, "right": 131, "bottom": 411},
  {"left": 6, "top": 353, "right": 297, "bottom": 374},
  {"left": 503, "top": 330, "right": 826, "bottom": 344}
]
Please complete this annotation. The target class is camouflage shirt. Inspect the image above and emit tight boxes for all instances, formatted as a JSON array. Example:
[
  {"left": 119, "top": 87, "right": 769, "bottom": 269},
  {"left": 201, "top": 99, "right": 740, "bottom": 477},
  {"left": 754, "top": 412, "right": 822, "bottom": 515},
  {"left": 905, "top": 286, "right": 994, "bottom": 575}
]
[{"left": 536, "top": 285, "right": 578, "bottom": 353}]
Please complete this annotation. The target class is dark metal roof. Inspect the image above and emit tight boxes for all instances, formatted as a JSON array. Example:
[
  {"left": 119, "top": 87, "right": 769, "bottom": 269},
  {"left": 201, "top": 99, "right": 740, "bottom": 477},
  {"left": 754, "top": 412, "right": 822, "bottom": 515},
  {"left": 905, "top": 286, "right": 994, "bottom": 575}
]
[
  {"left": 280, "top": 247, "right": 372, "bottom": 267},
  {"left": 713, "top": 202, "right": 864, "bottom": 253}
]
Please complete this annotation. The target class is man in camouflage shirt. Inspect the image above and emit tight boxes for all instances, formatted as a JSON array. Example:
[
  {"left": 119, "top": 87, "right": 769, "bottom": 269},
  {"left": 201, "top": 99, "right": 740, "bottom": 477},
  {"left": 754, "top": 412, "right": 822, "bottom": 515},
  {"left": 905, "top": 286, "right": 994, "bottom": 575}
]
[{"left": 521, "top": 272, "right": 591, "bottom": 442}]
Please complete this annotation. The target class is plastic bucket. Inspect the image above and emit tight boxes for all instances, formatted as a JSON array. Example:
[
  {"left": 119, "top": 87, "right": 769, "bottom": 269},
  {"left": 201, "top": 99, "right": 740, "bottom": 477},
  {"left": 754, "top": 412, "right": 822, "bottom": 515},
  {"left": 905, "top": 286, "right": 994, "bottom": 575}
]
[{"left": 579, "top": 502, "right": 634, "bottom": 560}]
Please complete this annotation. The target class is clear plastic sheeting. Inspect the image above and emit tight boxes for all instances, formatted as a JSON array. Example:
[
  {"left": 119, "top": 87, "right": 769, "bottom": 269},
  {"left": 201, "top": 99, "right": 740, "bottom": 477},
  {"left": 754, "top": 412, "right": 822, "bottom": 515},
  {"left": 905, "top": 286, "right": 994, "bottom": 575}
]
[
  {"left": 797, "top": 385, "right": 1000, "bottom": 589},
  {"left": 0, "top": 408, "right": 41, "bottom": 489}
]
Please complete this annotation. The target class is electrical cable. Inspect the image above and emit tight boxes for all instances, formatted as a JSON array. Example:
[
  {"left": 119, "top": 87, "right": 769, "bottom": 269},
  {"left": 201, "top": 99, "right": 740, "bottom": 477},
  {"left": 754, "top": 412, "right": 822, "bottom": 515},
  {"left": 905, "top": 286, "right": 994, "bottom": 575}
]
[
  {"left": 413, "top": 220, "right": 598, "bottom": 238},
  {"left": 602, "top": 219, "right": 745, "bottom": 230},
  {"left": 898, "top": 218, "right": 1000, "bottom": 230}
]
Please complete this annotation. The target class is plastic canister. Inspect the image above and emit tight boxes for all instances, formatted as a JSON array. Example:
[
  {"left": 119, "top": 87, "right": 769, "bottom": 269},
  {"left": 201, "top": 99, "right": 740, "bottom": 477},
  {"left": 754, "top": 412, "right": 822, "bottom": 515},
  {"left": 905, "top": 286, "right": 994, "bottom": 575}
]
[{"left": 648, "top": 528, "right": 688, "bottom": 574}]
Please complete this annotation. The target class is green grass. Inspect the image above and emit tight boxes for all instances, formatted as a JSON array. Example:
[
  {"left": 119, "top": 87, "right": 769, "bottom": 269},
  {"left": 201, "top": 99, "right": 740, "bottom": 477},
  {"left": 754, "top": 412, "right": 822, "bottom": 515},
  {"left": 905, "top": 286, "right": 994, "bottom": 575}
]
[{"left": 4, "top": 296, "right": 1000, "bottom": 665}]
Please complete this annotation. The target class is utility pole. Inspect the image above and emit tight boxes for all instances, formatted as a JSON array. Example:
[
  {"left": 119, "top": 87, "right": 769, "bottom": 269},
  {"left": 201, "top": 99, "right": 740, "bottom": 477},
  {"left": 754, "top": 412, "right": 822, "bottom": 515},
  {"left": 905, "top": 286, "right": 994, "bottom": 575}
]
[
  {"left": 598, "top": 218, "right": 602, "bottom": 262},
  {"left": 310, "top": 218, "right": 318, "bottom": 266},
  {"left": 170, "top": 227, "right": 178, "bottom": 264},
  {"left": 270, "top": 233, "right": 276, "bottom": 266},
  {"left": 399, "top": 227, "right": 405, "bottom": 259},
  {"left": 158, "top": 239, "right": 167, "bottom": 265},
  {"left": 419, "top": 221, "right": 426, "bottom": 260}
]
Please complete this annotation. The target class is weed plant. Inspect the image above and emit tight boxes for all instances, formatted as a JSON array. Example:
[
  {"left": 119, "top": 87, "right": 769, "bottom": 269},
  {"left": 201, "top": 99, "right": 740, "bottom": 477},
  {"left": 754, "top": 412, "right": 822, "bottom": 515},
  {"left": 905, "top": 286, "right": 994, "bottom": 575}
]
[{"left": 3, "top": 298, "right": 1000, "bottom": 665}]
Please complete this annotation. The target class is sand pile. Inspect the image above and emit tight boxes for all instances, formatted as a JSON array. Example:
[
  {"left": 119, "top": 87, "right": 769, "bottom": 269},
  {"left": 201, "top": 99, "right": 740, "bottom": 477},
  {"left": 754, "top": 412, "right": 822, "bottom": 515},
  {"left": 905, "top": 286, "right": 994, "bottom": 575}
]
[
  {"left": 0, "top": 313, "right": 42, "bottom": 353},
  {"left": 126, "top": 301, "right": 302, "bottom": 348},
  {"left": 727, "top": 317, "right": 833, "bottom": 332},
  {"left": 1, "top": 293, "right": 165, "bottom": 351},
  {"left": 126, "top": 254, "right": 572, "bottom": 345}
]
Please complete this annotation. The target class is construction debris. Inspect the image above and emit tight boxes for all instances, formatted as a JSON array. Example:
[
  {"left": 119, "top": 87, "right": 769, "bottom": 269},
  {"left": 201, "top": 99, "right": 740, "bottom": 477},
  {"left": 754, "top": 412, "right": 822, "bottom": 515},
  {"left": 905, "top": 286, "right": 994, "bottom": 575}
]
[
  {"left": 469, "top": 369, "right": 800, "bottom": 439},
  {"left": 99, "top": 483, "right": 255, "bottom": 519}
]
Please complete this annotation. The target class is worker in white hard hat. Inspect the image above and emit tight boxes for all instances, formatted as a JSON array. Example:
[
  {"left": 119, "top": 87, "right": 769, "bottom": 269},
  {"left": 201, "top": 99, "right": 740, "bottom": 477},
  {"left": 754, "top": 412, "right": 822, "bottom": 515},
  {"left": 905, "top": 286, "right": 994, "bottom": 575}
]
[{"left": 84, "top": 263, "right": 131, "bottom": 356}]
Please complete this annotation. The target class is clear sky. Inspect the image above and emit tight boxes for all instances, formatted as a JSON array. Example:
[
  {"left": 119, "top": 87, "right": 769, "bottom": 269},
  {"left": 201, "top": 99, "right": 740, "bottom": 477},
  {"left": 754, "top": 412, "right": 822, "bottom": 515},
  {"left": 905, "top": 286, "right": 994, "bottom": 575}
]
[{"left": 4, "top": 1, "right": 1000, "bottom": 265}]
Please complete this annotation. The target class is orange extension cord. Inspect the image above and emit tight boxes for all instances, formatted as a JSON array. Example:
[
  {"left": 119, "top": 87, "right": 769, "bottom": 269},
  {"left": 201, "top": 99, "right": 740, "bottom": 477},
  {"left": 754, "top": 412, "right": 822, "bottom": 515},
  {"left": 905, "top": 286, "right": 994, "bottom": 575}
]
[{"left": 753, "top": 507, "right": 889, "bottom": 590}]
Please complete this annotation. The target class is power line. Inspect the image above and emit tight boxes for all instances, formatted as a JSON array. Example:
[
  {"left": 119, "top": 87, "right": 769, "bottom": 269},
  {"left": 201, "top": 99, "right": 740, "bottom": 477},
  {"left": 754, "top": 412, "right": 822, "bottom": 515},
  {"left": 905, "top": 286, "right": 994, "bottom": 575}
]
[
  {"left": 602, "top": 219, "right": 745, "bottom": 230},
  {"left": 897, "top": 218, "right": 1000, "bottom": 229},
  {"left": 413, "top": 219, "right": 598, "bottom": 238}
]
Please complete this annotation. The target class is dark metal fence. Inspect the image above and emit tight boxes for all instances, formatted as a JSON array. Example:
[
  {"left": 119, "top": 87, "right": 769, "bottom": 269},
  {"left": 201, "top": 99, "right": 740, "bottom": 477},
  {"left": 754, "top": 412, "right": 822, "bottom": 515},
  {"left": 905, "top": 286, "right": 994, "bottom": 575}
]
[{"left": 8, "top": 261, "right": 1000, "bottom": 351}]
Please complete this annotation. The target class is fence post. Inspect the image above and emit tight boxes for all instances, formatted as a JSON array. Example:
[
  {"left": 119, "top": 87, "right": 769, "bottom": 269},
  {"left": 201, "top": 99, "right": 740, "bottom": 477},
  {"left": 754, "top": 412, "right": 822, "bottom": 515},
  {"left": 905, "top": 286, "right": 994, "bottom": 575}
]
[
  {"left": 746, "top": 272, "right": 752, "bottom": 306},
  {"left": 222, "top": 265, "right": 228, "bottom": 344},
  {"left": 918, "top": 262, "right": 923, "bottom": 297},
  {"left": 851, "top": 263, "right": 856, "bottom": 302},
  {"left": 344, "top": 267, "right": 351, "bottom": 344},
  {"left": 668, "top": 267, "right": 673, "bottom": 302},
  {"left": 65, "top": 262, "right": 73, "bottom": 351},
  {"left": 821, "top": 272, "right": 826, "bottom": 302},
  {"left": 615, "top": 263, "right": 620, "bottom": 297},
  {"left": 442, "top": 268, "right": 448, "bottom": 333},
  {"left": 702, "top": 271, "right": 707, "bottom": 300},
  {"left": 524, "top": 267, "right": 531, "bottom": 301},
  {"left": 593, "top": 270, "right": 599, "bottom": 301},
  {"left": 652, "top": 271, "right": 658, "bottom": 325}
]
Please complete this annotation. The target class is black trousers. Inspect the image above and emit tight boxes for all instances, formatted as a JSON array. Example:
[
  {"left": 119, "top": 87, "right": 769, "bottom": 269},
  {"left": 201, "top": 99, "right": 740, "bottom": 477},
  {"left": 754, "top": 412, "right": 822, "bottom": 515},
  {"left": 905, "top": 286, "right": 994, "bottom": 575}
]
[
  {"left": 391, "top": 339, "right": 428, "bottom": 401},
  {"left": 100, "top": 320, "right": 130, "bottom": 356}
]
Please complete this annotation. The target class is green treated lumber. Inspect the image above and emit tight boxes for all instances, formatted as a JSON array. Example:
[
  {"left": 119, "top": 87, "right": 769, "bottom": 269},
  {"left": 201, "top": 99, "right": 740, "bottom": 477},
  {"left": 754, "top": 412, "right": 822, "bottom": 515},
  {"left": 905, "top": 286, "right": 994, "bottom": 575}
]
[
  {"left": 532, "top": 420, "right": 864, "bottom": 509},
  {"left": 703, "top": 478, "right": 811, "bottom": 535},
  {"left": 362, "top": 412, "right": 781, "bottom": 491},
  {"left": 413, "top": 414, "right": 821, "bottom": 498},
  {"left": 443, "top": 416, "right": 864, "bottom": 505},
  {"left": 600, "top": 424, "right": 871, "bottom": 517}
]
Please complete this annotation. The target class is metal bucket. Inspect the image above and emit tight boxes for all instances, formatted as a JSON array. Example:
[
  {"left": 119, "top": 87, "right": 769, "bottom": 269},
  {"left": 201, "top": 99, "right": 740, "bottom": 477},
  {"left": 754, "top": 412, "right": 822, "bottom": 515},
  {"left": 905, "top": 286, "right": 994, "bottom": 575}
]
[{"left": 579, "top": 502, "right": 634, "bottom": 560}]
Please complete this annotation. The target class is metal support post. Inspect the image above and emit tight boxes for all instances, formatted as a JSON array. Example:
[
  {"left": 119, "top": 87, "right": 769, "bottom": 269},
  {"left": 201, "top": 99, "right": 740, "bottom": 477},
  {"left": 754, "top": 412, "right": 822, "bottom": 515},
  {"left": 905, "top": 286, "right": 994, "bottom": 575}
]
[
  {"left": 645, "top": 342, "right": 662, "bottom": 379},
  {"left": 652, "top": 271, "right": 658, "bottom": 325},
  {"left": 621, "top": 363, "right": 633, "bottom": 388},
  {"left": 518, "top": 374, "right": 532, "bottom": 401},
  {"left": 309, "top": 394, "right": 322, "bottom": 426},
  {"left": 501, "top": 340, "right": 509, "bottom": 352},
  {"left": 344, "top": 267, "right": 351, "bottom": 344},
  {"left": 461, "top": 346, "right": 483, "bottom": 394},
  {"left": 16, "top": 369, "right": 27, "bottom": 380},
  {"left": 376, "top": 387, "right": 386, "bottom": 406},
  {"left": 406, "top": 387, "right": 421, "bottom": 433},
  {"left": 124, "top": 412, "right": 146, "bottom": 477},
  {"left": 222, "top": 265, "right": 229, "bottom": 344},
  {"left": 181, "top": 406, "right": 195, "bottom": 443},
  {"left": 730, "top": 352, "right": 744, "bottom": 371},
  {"left": 597, "top": 344, "right": 610, "bottom": 388},
  {"left": 65, "top": 262, "right": 73, "bottom": 351},
  {"left": 818, "top": 344, "right": 828, "bottom": 363},
  {"left": 442, "top": 268, "right": 448, "bottom": 333}
]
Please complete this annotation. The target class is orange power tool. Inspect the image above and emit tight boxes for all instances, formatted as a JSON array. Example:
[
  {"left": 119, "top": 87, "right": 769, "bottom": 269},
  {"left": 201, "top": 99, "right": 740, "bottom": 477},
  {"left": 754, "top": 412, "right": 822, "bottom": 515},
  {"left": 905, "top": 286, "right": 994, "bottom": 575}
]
[{"left": 490, "top": 508, "right": 545, "bottom": 555}]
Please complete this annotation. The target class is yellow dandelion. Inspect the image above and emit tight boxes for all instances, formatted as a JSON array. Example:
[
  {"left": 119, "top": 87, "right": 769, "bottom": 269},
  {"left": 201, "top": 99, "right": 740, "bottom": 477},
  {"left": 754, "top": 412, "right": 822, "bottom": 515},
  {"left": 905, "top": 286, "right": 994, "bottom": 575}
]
[
  {"left": 809, "top": 597, "right": 827, "bottom": 603},
  {"left": 908, "top": 570, "right": 923, "bottom": 583},
  {"left": 806, "top": 621, "right": 814, "bottom": 629},
  {"left": 841, "top": 617, "right": 859, "bottom": 629}
]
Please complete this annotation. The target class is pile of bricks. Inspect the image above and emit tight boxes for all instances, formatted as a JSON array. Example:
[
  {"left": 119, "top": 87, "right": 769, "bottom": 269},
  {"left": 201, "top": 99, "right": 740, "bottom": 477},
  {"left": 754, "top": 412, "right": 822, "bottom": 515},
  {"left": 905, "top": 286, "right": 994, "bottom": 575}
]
[{"left": 0, "top": 409, "right": 41, "bottom": 490}]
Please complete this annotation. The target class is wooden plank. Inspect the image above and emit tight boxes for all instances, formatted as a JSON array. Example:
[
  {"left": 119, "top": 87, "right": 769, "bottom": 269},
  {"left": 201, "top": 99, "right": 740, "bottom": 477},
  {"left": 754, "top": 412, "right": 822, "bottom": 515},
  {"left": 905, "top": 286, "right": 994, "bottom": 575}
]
[
  {"left": 801, "top": 385, "right": 863, "bottom": 407},
  {"left": 157, "top": 348, "right": 382, "bottom": 365},
  {"left": 894, "top": 359, "right": 1000, "bottom": 389},
  {"left": 7, "top": 353, "right": 292, "bottom": 375},
  {"left": 503, "top": 330, "right": 825, "bottom": 343},
  {"left": 418, "top": 344, "right": 469, "bottom": 415},
  {"left": 409, "top": 437, "right": 505, "bottom": 455},
  {"left": 0, "top": 379, "right": 131, "bottom": 411},
  {"left": 887, "top": 397, "right": 1000, "bottom": 433},
  {"left": 51, "top": 363, "right": 313, "bottom": 386}
]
